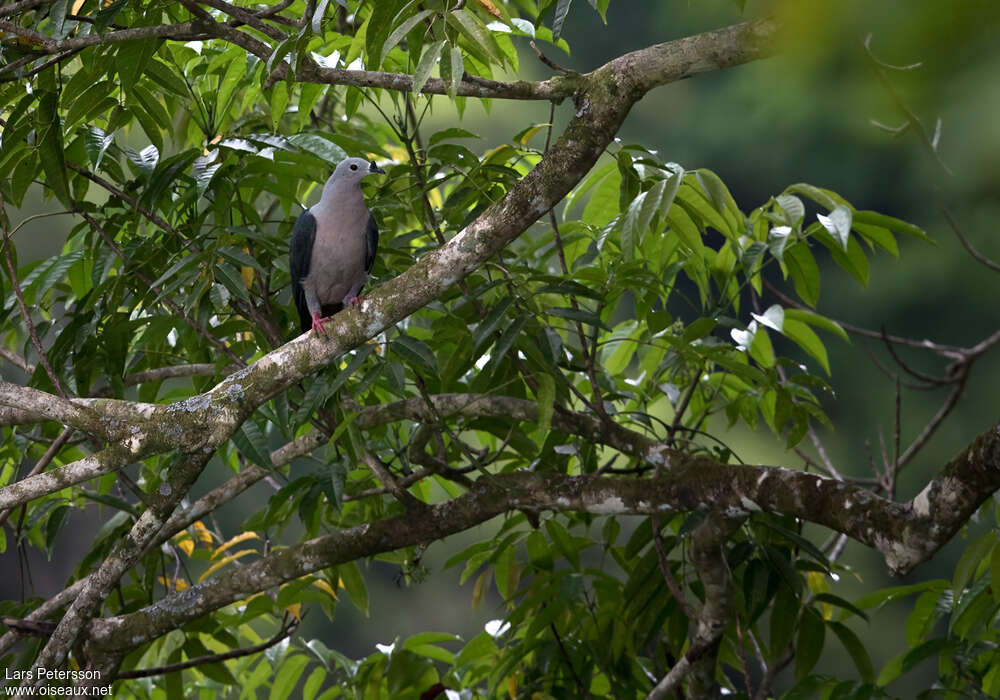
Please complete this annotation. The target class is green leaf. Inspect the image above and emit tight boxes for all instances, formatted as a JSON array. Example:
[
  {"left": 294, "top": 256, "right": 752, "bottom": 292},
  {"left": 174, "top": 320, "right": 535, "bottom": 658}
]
[
  {"left": 853, "top": 210, "right": 932, "bottom": 243},
  {"left": 666, "top": 205, "right": 703, "bottom": 258},
  {"left": 302, "top": 666, "right": 327, "bottom": 700},
  {"left": 770, "top": 583, "right": 799, "bottom": 658},
  {"left": 391, "top": 334, "right": 438, "bottom": 376},
  {"left": 552, "top": 0, "right": 573, "bottom": 40},
  {"left": 270, "top": 653, "right": 309, "bottom": 700},
  {"left": 776, "top": 193, "right": 805, "bottom": 228},
  {"left": 545, "top": 520, "right": 580, "bottom": 569},
  {"left": 35, "top": 91, "right": 71, "bottom": 207},
  {"left": 44, "top": 505, "right": 69, "bottom": 552},
  {"left": 547, "top": 306, "right": 611, "bottom": 331},
  {"left": 312, "top": 0, "right": 333, "bottom": 35},
  {"left": 448, "top": 45, "right": 464, "bottom": 99},
  {"left": 783, "top": 319, "right": 830, "bottom": 374},
  {"left": 829, "top": 621, "right": 875, "bottom": 683},
  {"left": 817, "top": 205, "right": 852, "bottom": 251},
  {"left": 535, "top": 372, "right": 556, "bottom": 438},
  {"left": 365, "top": 0, "right": 405, "bottom": 69},
  {"left": 337, "top": 560, "right": 369, "bottom": 615},
  {"left": 413, "top": 40, "right": 444, "bottom": 94},
  {"left": 784, "top": 243, "right": 820, "bottom": 307},
  {"left": 448, "top": 9, "right": 502, "bottom": 65},
  {"left": 795, "top": 608, "right": 826, "bottom": 680},
  {"left": 115, "top": 37, "right": 159, "bottom": 90},
  {"left": 952, "top": 531, "right": 995, "bottom": 595},
  {"left": 784, "top": 309, "right": 849, "bottom": 343},
  {"left": 232, "top": 421, "right": 274, "bottom": 470},
  {"left": 287, "top": 133, "right": 347, "bottom": 164},
  {"left": 380, "top": 9, "right": 436, "bottom": 66}
]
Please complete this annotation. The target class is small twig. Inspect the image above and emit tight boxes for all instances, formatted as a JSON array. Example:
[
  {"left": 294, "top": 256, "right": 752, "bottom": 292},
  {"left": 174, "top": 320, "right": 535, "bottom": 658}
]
[
  {"left": 896, "top": 369, "right": 968, "bottom": 470},
  {"left": 650, "top": 515, "right": 695, "bottom": 621},
  {"left": 0, "top": 348, "right": 33, "bottom": 374},
  {"left": 530, "top": 40, "right": 571, "bottom": 73},
  {"left": 549, "top": 622, "right": 590, "bottom": 699},
  {"left": 765, "top": 280, "right": 966, "bottom": 359},
  {"left": 118, "top": 615, "right": 299, "bottom": 679},
  {"left": 667, "top": 361, "right": 705, "bottom": 447},
  {"left": 360, "top": 449, "right": 425, "bottom": 512},
  {"left": 0, "top": 616, "right": 57, "bottom": 637},
  {"left": 1, "top": 196, "right": 68, "bottom": 398},
  {"left": 943, "top": 207, "right": 1000, "bottom": 273}
]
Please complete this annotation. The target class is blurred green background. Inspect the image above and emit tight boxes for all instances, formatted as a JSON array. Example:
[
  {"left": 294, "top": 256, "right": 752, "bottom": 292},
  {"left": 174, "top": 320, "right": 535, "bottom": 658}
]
[{"left": 4, "top": 0, "right": 1000, "bottom": 694}]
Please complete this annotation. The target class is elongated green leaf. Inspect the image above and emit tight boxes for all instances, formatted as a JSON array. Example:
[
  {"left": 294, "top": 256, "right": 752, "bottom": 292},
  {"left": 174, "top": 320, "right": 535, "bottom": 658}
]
[
  {"left": 795, "top": 608, "right": 825, "bottom": 680},
  {"left": 817, "top": 205, "right": 852, "bottom": 251},
  {"left": 552, "top": 0, "right": 573, "bottom": 40},
  {"left": 312, "top": 0, "right": 333, "bottom": 35},
  {"left": 449, "top": 9, "right": 503, "bottom": 64},
  {"left": 829, "top": 620, "right": 875, "bottom": 683},
  {"left": 784, "top": 308, "right": 848, "bottom": 343},
  {"left": 365, "top": 0, "right": 406, "bottom": 69},
  {"left": 380, "top": 9, "right": 435, "bottom": 66},
  {"left": 666, "top": 205, "right": 703, "bottom": 258},
  {"left": 853, "top": 210, "right": 932, "bottom": 242},
  {"left": 35, "top": 91, "right": 71, "bottom": 207},
  {"left": 535, "top": 372, "right": 555, "bottom": 438},
  {"left": 271, "top": 653, "right": 309, "bottom": 700},
  {"left": 784, "top": 243, "right": 820, "bottom": 307},
  {"left": 448, "top": 45, "right": 464, "bottom": 99},
  {"left": 783, "top": 318, "right": 830, "bottom": 374},
  {"left": 232, "top": 421, "right": 273, "bottom": 470},
  {"left": 413, "top": 40, "right": 444, "bottom": 94},
  {"left": 337, "top": 560, "right": 369, "bottom": 615},
  {"left": 391, "top": 334, "right": 438, "bottom": 375}
]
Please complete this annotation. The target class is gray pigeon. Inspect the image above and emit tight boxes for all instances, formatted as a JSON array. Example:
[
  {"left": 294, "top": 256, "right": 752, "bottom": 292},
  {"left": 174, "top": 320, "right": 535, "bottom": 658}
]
[{"left": 290, "top": 157, "right": 385, "bottom": 335}]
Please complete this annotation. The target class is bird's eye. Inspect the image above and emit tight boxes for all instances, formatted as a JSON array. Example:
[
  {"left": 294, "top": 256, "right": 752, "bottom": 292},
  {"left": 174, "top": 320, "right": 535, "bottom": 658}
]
[{"left": 350, "top": 163, "right": 358, "bottom": 171}]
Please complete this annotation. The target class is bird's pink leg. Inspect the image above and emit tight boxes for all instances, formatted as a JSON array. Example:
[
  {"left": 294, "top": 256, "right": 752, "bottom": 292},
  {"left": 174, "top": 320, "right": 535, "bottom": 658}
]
[
  {"left": 346, "top": 295, "right": 364, "bottom": 308},
  {"left": 310, "top": 311, "right": 327, "bottom": 335}
]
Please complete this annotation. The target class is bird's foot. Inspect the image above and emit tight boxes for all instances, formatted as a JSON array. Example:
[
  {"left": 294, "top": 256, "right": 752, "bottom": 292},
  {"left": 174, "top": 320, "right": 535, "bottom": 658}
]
[
  {"left": 346, "top": 295, "right": 364, "bottom": 308},
  {"left": 310, "top": 312, "right": 328, "bottom": 336}
]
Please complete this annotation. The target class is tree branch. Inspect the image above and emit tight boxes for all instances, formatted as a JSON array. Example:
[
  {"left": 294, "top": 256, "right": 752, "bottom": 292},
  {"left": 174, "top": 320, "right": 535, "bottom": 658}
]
[{"left": 83, "top": 418, "right": 1000, "bottom": 658}]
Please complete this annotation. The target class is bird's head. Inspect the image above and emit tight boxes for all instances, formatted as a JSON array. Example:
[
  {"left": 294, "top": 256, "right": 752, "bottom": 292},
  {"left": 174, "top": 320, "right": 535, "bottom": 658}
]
[{"left": 331, "top": 157, "right": 386, "bottom": 185}]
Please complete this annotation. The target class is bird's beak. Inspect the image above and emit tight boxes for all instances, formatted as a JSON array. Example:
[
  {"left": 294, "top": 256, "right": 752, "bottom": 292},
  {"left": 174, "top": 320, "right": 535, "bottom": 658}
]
[{"left": 368, "top": 161, "right": 386, "bottom": 175}]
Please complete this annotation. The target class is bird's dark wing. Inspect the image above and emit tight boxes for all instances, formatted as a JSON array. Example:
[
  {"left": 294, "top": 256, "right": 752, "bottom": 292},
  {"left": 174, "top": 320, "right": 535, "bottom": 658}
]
[
  {"left": 289, "top": 209, "right": 316, "bottom": 333},
  {"left": 363, "top": 214, "right": 379, "bottom": 275}
]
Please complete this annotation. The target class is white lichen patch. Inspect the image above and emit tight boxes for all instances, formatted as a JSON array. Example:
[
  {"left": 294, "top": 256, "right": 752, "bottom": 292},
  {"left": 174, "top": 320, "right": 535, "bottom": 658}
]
[
  {"left": 911, "top": 485, "right": 933, "bottom": 517},
  {"left": 555, "top": 497, "right": 571, "bottom": 508},
  {"left": 587, "top": 495, "right": 626, "bottom": 514}
]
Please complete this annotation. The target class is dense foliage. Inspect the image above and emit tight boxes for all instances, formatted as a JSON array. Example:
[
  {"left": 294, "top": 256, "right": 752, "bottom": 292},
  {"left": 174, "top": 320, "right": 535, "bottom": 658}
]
[{"left": 1, "top": 2, "right": 999, "bottom": 699}]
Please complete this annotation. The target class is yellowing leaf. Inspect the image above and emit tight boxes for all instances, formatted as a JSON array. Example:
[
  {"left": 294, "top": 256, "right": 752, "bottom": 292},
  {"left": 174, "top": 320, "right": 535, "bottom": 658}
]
[
  {"left": 72, "top": 0, "right": 86, "bottom": 13},
  {"left": 384, "top": 145, "right": 409, "bottom": 163},
  {"left": 212, "top": 531, "right": 260, "bottom": 559},
  {"left": 507, "top": 675, "right": 517, "bottom": 699},
  {"left": 192, "top": 521, "right": 214, "bottom": 545},
  {"left": 472, "top": 570, "right": 490, "bottom": 609},
  {"left": 158, "top": 575, "right": 189, "bottom": 592},
  {"left": 427, "top": 188, "right": 443, "bottom": 209},
  {"left": 312, "top": 579, "right": 339, "bottom": 600},
  {"left": 173, "top": 532, "right": 195, "bottom": 556},
  {"left": 285, "top": 602, "right": 302, "bottom": 620},
  {"left": 807, "top": 571, "right": 832, "bottom": 619},
  {"left": 198, "top": 549, "right": 255, "bottom": 582}
]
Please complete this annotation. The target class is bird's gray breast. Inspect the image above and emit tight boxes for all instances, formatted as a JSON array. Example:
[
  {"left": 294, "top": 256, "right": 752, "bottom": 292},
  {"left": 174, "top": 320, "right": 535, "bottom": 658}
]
[{"left": 306, "top": 195, "right": 370, "bottom": 306}]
